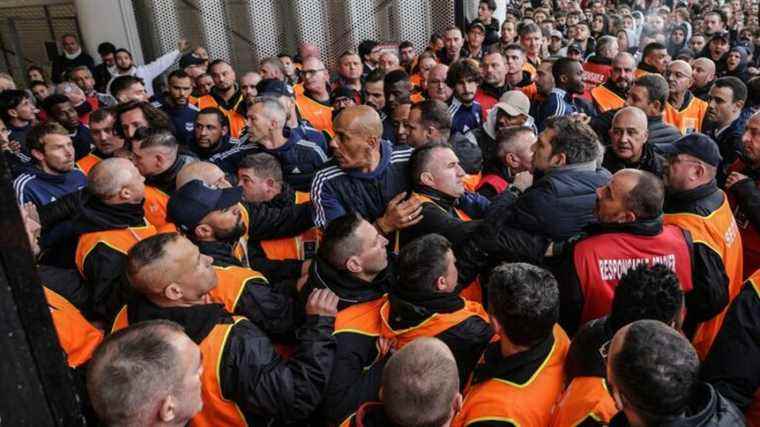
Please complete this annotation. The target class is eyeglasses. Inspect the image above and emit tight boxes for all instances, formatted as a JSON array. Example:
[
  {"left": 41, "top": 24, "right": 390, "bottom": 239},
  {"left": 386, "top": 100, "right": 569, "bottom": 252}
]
[{"left": 302, "top": 69, "right": 325, "bottom": 78}]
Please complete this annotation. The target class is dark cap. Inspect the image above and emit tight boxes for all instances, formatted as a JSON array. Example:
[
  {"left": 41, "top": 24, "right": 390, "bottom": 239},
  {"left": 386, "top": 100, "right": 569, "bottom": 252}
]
[
  {"left": 673, "top": 133, "right": 722, "bottom": 167},
  {"left": 168, "top": 180, "right": 243, "bottom": 232},
  {"left": 468, "top": 20, "right": 486, "bottom": 34},
  {"left": 179, "top": 52, "right": 205, "bottom": 70},
  {"left": 331, "top": 85, "right": 359, "bottom": 104},
  {"left": 568, "top": 43, "right": 583, "bottom": 54},
  {"left": 711, "top": 31, "right": 730, "bottom": 43},
  {"left": 256, "top": 78, "right": 294, "bottom": 97}
]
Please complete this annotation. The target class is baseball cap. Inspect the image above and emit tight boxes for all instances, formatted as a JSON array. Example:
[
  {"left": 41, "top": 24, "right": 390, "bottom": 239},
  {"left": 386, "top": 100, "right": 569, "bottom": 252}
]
[
  {"left": 468, "top": 21, "right": 486, "bottom": 33},
  {"left": 179, "top": 52, "right": 205, "bottom": 70},
  {"left": 672, "top": 133, "right": 722, "bottom": 167},
  {"left": 711, "top": 31, "right": 730, "bottom": 43},
  {"left": 550, "top": 30, "right": 563, "bottom": 39},
  {"left": 256, "top": 78, "right": 294, "bottom": 97},
  {"left": 568, "top": 43, "right": 583, "bottom": 54},
  {"left": 168, "top": 180, "right": 243, "bottom": 232},
  {"left": 495, "top": 90, "right": 531, "bottom": 117}
]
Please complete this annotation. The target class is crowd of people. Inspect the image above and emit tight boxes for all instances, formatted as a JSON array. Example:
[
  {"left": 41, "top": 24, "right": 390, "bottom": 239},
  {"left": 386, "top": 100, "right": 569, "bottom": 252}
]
[{"left": 5, "top": 0, "right": 760, "bottom": 424}]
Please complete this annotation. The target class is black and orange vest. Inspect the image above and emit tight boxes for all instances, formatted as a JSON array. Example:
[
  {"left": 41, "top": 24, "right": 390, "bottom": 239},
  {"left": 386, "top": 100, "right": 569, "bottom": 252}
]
[
  {"left": 573, "top": 225, "right": 694, "bottom": 325},
  {"left": 44, "top": 287, "right": 103, "bottom": 368},
  {"left": 453, "top": 325, "right": 570, "bottom": 427},
  {"left": 591, "top": 85, "right": 625, "bottom": 113},
  {"left": 75, "top": 219, "right": 159, "bottom": 277},
  {"left": 295, "top": 91, "right": 334, "bottom": 137},
  {"left": 664, "top": 193, "right": 743, "bottom": 359},
  {"left": 334, "top": 296, "right": 386, "bottom": 338},
  {"left": 727, "top": 160, "right": 760, "bottom": 277},
  {"left": 76, "top": 152, "right": 102, "bottom": 175},
  {"left": 112, "top": 310, "right": 248, "bottom": 426},
  {"left": 192, "top": 95, "right": 246, "bottom": 139},
  {"left": 144, "top": 186, "right": 176, "bottom": 232},
  {"left": 260, "top": 192, "right": 320, "bottom": 261},
  {"left": 550, "top": 376, "right": 617, "bottom": 427},
  {"left": 111, "top": 265, "right": 267, "bottom": 332},
  {"left": 379, "top": 297, "right": 489, "bottom": 350},
  {"left": 664, "top": 96, "right": 708, "bottom": 135},
  {"left": 745, "top": 271, "right": 760, "bottom": 427},
  {"left": 412, "top": 192, "right": 481, "bottom": 302}
]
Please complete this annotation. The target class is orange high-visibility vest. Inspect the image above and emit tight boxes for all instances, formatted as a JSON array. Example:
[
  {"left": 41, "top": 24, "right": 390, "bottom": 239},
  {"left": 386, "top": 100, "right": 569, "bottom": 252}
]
[
  {"left": 260, "top": 192, "right": 320, "bottom": 261},
  {"left": 591, "top": 85, "right": 626, "bottom": 113},
  {"left": 75, "top": 220, "right": 159, "bottom": 277},
  {"left": 76, "top": 153, "right": 102, "bottom": 175},
  {"left": 379, "top": 297, "right": 489, "bottom": 349},
  {"left": 295, "top": 92, "right": 334, "bottom": 137},
  {"left": 664, "top": 96, "right": 708, "bottom": 135},
  {"left": 453, "top": 325, "right": 570, "bottom": 427},
  {"left": 144, "top": 186, "right": 176, "bottom": 232},
  {"left": 746, "top": 270, "right": 760, "bottom": 427},
  {"left": 44, "top": 287, "right": 103, "bottom": 368},
  {"left": 664, "top": 194, "right": 743, "bottom": 359},
  {"left": 192, "top": 95, "right": 246, "bottom": 138},
  {"left": 550, "top": 376, "right": 617, "bottom": 427}
]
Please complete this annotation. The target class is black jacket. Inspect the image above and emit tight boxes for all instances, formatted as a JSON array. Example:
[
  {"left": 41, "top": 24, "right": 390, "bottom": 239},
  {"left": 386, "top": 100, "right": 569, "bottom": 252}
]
[
  {"left": 706, "top": 117, "right": 745, "bottom": 185},
  {"left": 702, "top": 277, "right": 760, "bottom": 413},
  {"left": 565, "top": 317, "right": 610, "bottom": 381},
  {"left": 728, "top": 162, "right": 760, "bottom": 231},
  {"left": 399, "top": 186, "right": 483, "bottom": 248},
  {"left": 244, "top": 184, "right": 315, "bottom": 282},
  {"left": 300, "top": 256, "right": 391, "bottom": 423},
  {"left": 664, "top": 182, "right": 732, "bottom": 336},
  {"left": 196, "top": 239, "right": 298, "bottom": 338},
  {"left": 93, "top": 63, "right": 112, "bottom": 94},
  {"left": 693, "top": 82, "right": 713, "bottom": 102},
  {"left": 73, "top": 198, "right": 148, "bottom": 320},
  {"left": 487, "top": 162, "right": 611, "bottom": 241},
  {"left": 52, "top": 52, "right": 95, "bottom": 83},
  {"left": 602, "top": 142, "right": 666, "bottom": 178},
  {"left": 609, "top": 383, "right": 745, "bottom": 427},
  {"left": 145, "top": 152, "right": 197, "bottom": 195},
  {"left": 385, "top": 286, "right": 493, "bottom": 387},
  {"left": 341, "top": 402, "right": 399, "bottom": 427},
  {"left": 124, "top": 297, "right": 336, "bottom": 425}
]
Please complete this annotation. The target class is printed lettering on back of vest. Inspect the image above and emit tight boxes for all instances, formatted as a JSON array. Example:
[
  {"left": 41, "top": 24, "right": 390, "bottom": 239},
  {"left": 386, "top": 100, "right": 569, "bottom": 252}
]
[{"left": 598, "top": 254, "right": 677, "bottom": 281}]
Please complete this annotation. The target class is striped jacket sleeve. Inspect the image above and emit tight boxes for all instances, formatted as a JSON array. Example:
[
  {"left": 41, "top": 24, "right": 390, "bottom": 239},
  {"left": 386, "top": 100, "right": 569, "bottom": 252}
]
[{"left": 310, "top": 167, "right": 346, "bottom": 229}]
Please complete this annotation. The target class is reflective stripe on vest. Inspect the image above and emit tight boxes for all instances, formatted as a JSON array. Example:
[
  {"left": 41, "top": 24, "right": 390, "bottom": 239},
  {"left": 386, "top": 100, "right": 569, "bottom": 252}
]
[
  {"left": 379, "top": 298, "right": 488, "bottom": 349},
  {"left": 664, "top": 96, "right": 708, "bottom": 135},
  {"left": 45, "top": 287, "right": 104, "bottom": 368},
  {"left": 111, "top": 305, "right": 128, "bottom": 332},
  {"left": 413, "top": 192, "right": 472, "bottom": 222},
  {"left": 454, "top": 325, "right": 570, "bottom": 427},
  {"left": 75, "top": 220, "right": 159, "bottom": 276},
  {"left": 190, "top": 317, "right": 248, "bottom": 427},
  {"left": 550, "top": 376, "right": 616, "bottom": 427},
  {"left": 334, "top": 296, "right": 386, "bottom": 336},
  {"left": 664, "top": 194, "right": 743, "bottom": 359},
  {"left": 591, "top": 85, "right": 625, "bottom": 113},
  {"left": 76, "top": 153, "right": 102, "bottom": 176},
  {"left": 573, "top": 225, "right": 694, "bottom": 325},
  {"left": 210, "top": 265, "right": 268, "bottom": 313},
  {"left": 260, "top": 192, "right": 320, "bottom": 260}
]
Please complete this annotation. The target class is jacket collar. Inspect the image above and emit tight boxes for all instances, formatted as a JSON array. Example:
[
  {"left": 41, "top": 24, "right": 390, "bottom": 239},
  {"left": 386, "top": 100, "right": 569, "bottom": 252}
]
[
  {"left": 670, "top": 90, "right": 694, "bottom": 111},
  {"left": 145, "top": 153, "right": 187, "bottom": 194},
  {"left": 308, "top": 255, "right": 388, "bottom": 307},
  {"left": 602, "top": 81, "right": 628, "bottom": 100},
  {"left": 210, "top": 84, "right": 243, "bottom": 110},
  {"left": 609, "top": 383, "right": 727, "bottom": 427},
  {"left": 585, "top": 215, "right": 664, "bottom": 237},
  {"left": 665, "top": 181, "right": 719, "bottom": 209},
  {"left": 414, "top": 185, "right": 458, "bottom": 211},
  {"left": 472, "top": 331, "right": 556, "bottom": 386},
  {"left": 345, "top": 140, "right": 393, "bottom": 179},
  {"left": 126, "top": 295, "right": 231, "bottom": 344},
  {"left": 196, "top": 239, "right": 243, "bottom": 267}
]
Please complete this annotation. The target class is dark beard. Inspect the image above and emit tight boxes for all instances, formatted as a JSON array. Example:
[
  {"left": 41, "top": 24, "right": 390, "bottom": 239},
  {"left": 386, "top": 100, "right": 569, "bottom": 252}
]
[{"left": 215, "top": 220, "right": 245, "bottom": 243}]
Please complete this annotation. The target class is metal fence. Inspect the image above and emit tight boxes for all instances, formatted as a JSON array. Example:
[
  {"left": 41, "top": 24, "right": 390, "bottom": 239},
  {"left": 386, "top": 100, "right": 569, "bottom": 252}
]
[
  {"left": 0, "top": 2, "right": 81, "bottom": 86},
  {"left": 133, "top": 0, "right": 457, "bottom": 73}
]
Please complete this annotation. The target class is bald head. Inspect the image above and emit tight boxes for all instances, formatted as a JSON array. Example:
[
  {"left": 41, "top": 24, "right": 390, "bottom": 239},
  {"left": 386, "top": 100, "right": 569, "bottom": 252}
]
[
  {"left": 612, "top": 106, "right": 648, "bottom": 128},
  {"left": 176, "top": 161, "right": 231, "bottom": 189},
  {"left": 335, "top": 105, "right": 383, "bottom": 139},
  {"left": 692, "top": 58, "right": 716, "bottom": 89},
  {"left": 88, "top": 158, "right": 143, "bottom": 203},
  {"left": 382, "top": 338, "right": 460, "bottom": 427},
  {"left": 427, "top": 64, "right": 452, "bottom": 102},
  {"left": 614, "top": 52, "right": 636, "bottom": 68},
  {"left": 667, "top": 60, "right": 693, "bottom": 99}
]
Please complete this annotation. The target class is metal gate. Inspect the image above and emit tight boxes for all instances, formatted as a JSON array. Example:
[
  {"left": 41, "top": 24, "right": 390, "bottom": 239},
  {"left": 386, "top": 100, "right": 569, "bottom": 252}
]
[
  {"left": 0, "top": 2, "right": 82, "bottom": 86},
  {"left": 132, "top": 0, "right": 457, "bottom": 73}
]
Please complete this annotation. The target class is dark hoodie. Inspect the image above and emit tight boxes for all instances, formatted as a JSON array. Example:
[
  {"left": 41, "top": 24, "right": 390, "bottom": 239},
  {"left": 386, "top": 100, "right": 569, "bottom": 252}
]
[
  {"left": 399, "top": 186, "right": 482, "bottom": 248},
  {"left": 723, "top": 46, "right": 750, "bottom": 82}
]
